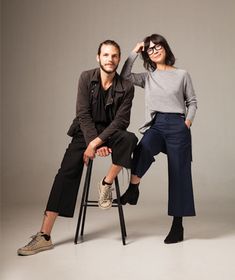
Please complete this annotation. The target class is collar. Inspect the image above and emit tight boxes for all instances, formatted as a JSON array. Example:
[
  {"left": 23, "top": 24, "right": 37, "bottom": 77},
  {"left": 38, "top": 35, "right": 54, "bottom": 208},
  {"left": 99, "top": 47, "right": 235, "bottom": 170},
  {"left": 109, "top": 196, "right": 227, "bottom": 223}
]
[{"left": 91, "top": 68, "right": 124, "bottom": 92}]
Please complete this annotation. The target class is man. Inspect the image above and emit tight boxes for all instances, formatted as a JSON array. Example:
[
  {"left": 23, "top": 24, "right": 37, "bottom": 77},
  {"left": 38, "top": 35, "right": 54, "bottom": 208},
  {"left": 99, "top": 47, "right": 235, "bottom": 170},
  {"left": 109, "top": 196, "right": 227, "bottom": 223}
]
[{"left": 17, "top": 40, "right": 138, "bottom": 256}]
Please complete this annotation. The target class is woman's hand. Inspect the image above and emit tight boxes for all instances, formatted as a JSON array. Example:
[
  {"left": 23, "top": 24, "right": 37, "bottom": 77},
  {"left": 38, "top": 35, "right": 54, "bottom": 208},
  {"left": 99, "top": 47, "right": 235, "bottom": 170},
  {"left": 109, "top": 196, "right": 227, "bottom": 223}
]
[
  {"left": 185, "top": 119, "right": 192, "bottom": 129},
  {"left": 133, "top": 42, "right": 145, "bottom": 53}
]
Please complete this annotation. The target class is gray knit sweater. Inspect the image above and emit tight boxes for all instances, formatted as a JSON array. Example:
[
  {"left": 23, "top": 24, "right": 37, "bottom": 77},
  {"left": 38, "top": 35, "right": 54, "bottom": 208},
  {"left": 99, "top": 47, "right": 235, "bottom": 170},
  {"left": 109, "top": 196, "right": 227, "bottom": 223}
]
[{"left": 121, "top": 52, "right": 197, "bottom": 133}]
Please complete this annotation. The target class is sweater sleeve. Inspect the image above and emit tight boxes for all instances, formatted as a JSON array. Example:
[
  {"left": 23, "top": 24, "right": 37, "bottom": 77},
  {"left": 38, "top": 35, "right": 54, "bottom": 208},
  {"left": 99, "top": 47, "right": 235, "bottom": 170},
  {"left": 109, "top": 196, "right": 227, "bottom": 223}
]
[
  {"left": 183, "top": 72, "right": 197, "bottom": 122},
  {"left": 120, "top": 52, "right": 147, "bottom": 88}
]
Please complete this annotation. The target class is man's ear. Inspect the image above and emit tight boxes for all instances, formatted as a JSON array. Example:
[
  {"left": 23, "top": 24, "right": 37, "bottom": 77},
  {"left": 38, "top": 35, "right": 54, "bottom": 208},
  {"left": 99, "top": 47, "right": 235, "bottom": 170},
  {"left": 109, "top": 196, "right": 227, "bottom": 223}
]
[{"left": 96, "top": 55, "right": 100, "bottom": 63}]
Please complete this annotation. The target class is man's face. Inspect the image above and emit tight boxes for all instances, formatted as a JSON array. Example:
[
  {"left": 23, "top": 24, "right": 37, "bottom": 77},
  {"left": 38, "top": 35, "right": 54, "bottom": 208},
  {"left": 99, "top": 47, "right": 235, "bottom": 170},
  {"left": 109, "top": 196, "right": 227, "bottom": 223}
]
[{"left": 97, "top": 44, "right": 120, "bottom": 74}]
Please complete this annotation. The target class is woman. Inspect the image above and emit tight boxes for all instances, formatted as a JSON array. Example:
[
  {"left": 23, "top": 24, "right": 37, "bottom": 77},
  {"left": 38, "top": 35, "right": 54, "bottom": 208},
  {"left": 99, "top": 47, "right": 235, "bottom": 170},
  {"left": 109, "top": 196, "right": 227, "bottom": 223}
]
[{"left": 118, "top": 34, "right": 197, "bottom": 244}]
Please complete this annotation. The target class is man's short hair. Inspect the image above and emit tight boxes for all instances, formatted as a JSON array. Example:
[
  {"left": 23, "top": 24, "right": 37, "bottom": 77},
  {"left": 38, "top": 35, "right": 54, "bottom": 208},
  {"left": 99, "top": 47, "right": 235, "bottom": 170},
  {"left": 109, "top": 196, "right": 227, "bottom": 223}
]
[{"left": 97, "top": 40, "right": 121, "bottom": 56}]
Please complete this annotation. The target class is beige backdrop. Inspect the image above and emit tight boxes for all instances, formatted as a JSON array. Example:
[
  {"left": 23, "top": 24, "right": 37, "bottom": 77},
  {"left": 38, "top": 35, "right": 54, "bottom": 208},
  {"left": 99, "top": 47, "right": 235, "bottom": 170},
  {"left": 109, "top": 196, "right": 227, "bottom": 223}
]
[
  {"left": 0, "top": 1, "right": 2, "bottom": 220},
  {"left": 1, "top": 0, "right": 235, "bottom": 213}
]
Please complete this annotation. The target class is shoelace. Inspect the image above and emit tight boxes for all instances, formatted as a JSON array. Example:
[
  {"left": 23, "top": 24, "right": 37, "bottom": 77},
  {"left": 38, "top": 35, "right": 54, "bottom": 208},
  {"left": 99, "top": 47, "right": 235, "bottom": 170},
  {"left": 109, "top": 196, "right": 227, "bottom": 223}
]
[
  {"left": 100, "top": 186, "right": 113, "bottom": 201},
  {"left": 26, "top": 233, "right": 41, "bottom": 248}
]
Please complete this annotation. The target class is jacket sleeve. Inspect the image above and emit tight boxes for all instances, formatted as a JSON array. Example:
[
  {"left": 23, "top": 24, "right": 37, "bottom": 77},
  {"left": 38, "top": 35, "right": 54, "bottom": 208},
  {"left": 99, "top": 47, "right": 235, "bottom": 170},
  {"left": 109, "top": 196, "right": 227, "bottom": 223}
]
[
  {"left": 120, "top": 52, "right": 147, "bottom": 88},
  {"left": 76, "top": 72, "right": 98, "bottom": 145},
  {"left": 98, "top": 83, "right": 135, "bottom": 142}
]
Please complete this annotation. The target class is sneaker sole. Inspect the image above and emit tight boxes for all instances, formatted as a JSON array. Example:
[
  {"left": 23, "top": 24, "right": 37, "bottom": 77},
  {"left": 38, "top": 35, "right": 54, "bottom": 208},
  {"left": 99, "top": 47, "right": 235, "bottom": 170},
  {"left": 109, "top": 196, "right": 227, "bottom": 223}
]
[
  {"left": 98, "top": 201, "right": 112, "bottom": 210},
  {"left": 17, "top": 245, "right": 54, "bottom": 256}
]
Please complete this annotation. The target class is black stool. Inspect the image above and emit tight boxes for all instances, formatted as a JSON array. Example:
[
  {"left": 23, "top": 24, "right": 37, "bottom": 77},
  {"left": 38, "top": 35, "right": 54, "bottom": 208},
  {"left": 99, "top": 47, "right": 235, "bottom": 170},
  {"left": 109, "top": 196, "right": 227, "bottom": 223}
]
[{"left": 74, "top": 160, "right": 127, "bottom": 245}]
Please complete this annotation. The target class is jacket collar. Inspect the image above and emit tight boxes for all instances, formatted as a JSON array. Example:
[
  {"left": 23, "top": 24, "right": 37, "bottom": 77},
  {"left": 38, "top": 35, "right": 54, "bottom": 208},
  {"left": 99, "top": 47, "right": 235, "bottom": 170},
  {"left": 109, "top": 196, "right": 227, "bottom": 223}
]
[{"left": 91, "top": 68, "right": 124, "bottom": 93}]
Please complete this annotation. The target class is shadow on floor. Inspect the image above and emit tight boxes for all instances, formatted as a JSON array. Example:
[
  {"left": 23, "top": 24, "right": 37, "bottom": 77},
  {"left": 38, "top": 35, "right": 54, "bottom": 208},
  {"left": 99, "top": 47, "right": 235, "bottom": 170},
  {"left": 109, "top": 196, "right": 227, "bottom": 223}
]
[{"left": 54, "top": 205, "right": 235, "bottom": 246}]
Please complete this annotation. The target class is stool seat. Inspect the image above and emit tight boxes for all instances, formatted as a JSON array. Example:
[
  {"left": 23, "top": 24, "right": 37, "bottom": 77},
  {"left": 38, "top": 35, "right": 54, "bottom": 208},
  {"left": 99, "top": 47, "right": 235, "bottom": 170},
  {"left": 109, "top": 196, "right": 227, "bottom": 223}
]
[{"left": 74, "top": 160, "right": 127, "bottom": 245}]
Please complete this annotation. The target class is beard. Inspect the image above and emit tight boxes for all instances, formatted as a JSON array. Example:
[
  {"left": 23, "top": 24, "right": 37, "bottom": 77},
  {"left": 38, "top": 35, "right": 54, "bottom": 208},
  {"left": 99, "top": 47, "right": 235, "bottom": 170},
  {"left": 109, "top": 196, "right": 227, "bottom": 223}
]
[{"left": 99, "top": 62, "right": 118, "bottom": 74}]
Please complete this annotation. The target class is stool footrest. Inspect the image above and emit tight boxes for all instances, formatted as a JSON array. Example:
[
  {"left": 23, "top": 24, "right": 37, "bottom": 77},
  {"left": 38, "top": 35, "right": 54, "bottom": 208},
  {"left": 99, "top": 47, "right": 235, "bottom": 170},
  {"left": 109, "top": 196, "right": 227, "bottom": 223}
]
[
  {"left": 83, "top": 201, "right": 120, "bottom": 208},
  {"left": 83, "top": 200, "right": 121, "bottom": 208}
]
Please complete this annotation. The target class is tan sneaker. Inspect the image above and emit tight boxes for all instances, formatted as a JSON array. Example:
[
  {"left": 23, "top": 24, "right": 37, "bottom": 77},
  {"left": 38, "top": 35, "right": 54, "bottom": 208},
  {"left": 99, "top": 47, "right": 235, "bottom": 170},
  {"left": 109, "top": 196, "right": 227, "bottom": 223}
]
[
  {"left": 17, "top": 232, "right": 53, "bottom": 256},
  {"left": 98, "top": 180, "right": 113, "bottom": 210}
]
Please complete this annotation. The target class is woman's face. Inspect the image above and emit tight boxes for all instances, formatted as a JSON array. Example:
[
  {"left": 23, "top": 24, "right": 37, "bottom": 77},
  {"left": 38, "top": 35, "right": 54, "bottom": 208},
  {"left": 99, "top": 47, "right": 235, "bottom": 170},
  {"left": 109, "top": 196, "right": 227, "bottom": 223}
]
[{"left": 147, "top": 41, "right": 166, "bottom": 65}]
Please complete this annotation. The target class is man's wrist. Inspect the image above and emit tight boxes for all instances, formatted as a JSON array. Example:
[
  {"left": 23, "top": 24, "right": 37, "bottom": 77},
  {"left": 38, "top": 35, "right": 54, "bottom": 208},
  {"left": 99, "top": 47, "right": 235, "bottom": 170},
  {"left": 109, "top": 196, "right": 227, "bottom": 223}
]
[
  {"left": 89, "top": 141, "right": 96, "bottom": 150},
  {"left": 90, "top": 137, "right": 103, "bottom": 149}
]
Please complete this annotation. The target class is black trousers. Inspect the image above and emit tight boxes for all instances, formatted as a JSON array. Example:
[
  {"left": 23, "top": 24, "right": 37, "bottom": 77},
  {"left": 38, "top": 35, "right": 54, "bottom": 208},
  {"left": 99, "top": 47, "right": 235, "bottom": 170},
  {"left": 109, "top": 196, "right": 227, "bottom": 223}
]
[
  {"left": 132, "top": 112, "right": 196, "bottom": 217},
  {"left": 45, "top": 130, "right": 138, "bottom": 217}
]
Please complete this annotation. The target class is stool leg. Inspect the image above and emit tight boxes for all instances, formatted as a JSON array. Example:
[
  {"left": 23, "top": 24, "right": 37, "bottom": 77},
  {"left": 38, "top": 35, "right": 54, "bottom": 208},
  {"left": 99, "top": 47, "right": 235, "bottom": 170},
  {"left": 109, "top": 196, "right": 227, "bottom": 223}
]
[
  {"left": 80, "top": 160, "right": 93, "bottom": 236},
  {"left": 115, "top": 177, "right": 127, "bottom": 245},
  {"left": 74, "top": 160, "right": 92, "bottom": 244}
]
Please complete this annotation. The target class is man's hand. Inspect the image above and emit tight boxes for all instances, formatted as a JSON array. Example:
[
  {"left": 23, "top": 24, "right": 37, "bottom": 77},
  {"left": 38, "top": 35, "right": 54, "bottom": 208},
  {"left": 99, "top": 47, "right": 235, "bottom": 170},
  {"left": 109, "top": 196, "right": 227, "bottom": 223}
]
[
  {"left": 83, "top": 143, "right": 96, "bottom": 166},
  {"left": 96, "top": 146, "right": 112, "bottom": 157}
]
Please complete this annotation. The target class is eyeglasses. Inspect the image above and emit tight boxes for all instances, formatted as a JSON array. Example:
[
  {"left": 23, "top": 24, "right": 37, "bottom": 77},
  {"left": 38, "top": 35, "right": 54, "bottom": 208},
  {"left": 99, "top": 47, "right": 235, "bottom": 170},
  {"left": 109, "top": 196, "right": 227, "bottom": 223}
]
[{"left": 146, "top": 44, "right": 162, "bottom": 55}]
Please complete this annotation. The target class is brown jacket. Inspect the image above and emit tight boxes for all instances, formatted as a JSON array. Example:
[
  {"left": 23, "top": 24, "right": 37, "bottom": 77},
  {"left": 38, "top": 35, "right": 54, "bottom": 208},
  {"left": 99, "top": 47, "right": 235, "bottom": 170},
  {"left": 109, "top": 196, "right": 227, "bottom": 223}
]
[{"left": 67, "top": 68, "right": 134, "bottom": 145}]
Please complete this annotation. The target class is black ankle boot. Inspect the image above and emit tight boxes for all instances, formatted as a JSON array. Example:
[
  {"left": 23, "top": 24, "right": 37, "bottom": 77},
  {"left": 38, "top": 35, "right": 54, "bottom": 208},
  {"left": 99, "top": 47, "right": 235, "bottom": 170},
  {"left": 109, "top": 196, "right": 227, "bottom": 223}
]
[
  {"left": 114, "top": 183, "right": 139, "bottom": 205},
  {"left": 164, "top": 217, "right": 184, "bottom": 244}
]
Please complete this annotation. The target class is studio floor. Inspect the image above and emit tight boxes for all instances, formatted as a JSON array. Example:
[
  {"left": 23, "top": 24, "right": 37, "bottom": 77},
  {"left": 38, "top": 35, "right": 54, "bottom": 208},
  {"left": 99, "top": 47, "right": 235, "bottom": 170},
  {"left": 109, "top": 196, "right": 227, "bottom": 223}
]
[{"left": 1, "top": 200, "right": 235, "bottom": 280}]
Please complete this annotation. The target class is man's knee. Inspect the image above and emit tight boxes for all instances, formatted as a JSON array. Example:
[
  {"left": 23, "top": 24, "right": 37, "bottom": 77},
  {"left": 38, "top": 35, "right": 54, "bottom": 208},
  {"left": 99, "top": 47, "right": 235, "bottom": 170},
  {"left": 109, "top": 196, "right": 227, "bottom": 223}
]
[
  {"left": 128, "top": 131, "right": 138, "bottom": 144},
  {"left": 117, "top": 130, "right": 138, "bottom": 145}
]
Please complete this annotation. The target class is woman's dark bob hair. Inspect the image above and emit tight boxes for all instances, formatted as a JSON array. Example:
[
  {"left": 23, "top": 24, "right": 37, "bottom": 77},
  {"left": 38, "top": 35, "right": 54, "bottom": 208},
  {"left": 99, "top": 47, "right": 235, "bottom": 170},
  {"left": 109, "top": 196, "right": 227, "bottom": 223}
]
[{"left": 141, "top": 34, "right": 175, "bottom": 71}]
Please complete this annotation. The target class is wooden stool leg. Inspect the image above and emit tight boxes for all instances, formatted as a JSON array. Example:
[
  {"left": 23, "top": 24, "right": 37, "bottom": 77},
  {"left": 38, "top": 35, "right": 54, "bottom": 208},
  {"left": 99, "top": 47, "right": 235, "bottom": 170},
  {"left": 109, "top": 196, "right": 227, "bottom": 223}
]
[
  {"left": 115, "top": 177, "right": 127, "bottom": 245},
  {"left": 74, "top": 160, "right": 92, "bottom": 244}
]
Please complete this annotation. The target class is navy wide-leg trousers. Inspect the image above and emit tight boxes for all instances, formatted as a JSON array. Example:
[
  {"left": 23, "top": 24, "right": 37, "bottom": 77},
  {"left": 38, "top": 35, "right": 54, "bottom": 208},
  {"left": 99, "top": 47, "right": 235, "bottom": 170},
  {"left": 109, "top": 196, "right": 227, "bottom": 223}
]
[{"left": 132, "top": 112, "right": 196, "bottom": 217}]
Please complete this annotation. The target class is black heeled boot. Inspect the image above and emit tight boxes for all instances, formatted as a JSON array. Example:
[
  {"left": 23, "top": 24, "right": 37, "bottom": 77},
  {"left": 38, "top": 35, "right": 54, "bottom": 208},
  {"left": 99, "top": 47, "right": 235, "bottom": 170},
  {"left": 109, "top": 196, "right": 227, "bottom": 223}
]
[
  {"left": 114, "top": 183, "right": 139, "bottom": 205},
  {"left": 164, "top": 217, "right": 184, "bottom": 244}
]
